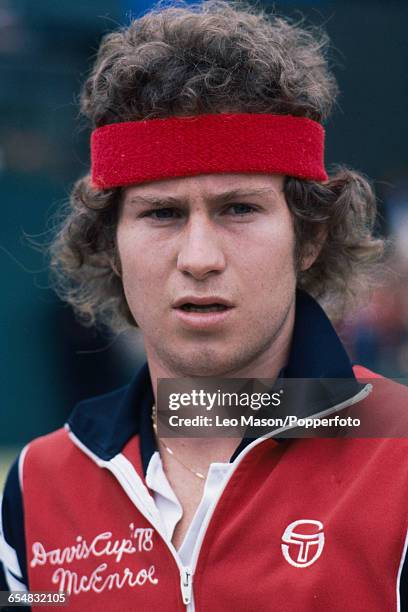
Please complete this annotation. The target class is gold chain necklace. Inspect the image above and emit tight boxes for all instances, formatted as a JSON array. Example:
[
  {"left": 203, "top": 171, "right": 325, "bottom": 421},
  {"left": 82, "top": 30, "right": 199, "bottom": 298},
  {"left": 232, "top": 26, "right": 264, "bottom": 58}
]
[{"left": 151, "top": 405, "right": 207, "bottom": 480}]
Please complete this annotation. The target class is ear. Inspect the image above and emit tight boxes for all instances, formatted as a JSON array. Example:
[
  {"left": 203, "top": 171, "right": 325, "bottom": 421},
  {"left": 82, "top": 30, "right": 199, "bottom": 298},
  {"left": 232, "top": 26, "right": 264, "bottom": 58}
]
[{"left": 300, "top": 226, "right": 327, "bottom": 272}]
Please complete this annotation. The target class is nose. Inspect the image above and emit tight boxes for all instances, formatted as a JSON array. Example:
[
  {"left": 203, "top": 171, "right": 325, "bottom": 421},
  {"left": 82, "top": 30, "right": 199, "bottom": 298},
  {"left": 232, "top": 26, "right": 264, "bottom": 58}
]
[{"left": 176, "top": 215, "right": 226, "bottom": 280}]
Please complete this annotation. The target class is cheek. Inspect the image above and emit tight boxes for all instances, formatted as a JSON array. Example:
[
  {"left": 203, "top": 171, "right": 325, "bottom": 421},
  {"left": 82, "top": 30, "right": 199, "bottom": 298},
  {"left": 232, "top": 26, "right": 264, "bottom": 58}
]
[
  {"left": 238, "top": 229, "right": 296, "bottom": 329},
  {"left": 116, "top": 227, "right": 165, "bottom": 315},
  {"left": 235, "top": 216, "right": 296, "bottom": 282}
]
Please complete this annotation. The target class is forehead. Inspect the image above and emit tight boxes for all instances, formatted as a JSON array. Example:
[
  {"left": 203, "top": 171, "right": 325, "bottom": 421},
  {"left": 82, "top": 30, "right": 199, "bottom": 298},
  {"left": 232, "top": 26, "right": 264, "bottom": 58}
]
[{"left": 123, "top": 173, "right": 284, "bottom": 203}]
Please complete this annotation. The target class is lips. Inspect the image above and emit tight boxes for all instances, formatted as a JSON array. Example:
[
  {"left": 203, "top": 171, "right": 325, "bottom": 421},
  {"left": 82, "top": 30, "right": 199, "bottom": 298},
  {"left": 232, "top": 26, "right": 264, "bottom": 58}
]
[
  {"left": 172, "top": 296, "right": 234, "bottom": 310},
  {"left": 172, "top": 296, "right": 235, "bottom": 329},
  {"left": 179, "top": 303, "right": 228, "bottom": 313}
]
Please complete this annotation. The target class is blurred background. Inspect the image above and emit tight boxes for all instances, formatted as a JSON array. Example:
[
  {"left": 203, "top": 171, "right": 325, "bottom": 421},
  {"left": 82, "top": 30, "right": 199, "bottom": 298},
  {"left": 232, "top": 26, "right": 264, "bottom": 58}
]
[{"left": 1, "top": 0, "right": 407, "bottom": 485}]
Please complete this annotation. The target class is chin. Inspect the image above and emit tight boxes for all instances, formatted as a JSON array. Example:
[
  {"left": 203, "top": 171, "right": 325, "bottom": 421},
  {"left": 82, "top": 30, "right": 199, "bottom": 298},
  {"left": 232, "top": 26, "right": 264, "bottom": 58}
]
[
  {"left": 160, "top": 346, "right": 236, "bottom": 377},
  {"left": 163, "top": 343, "right": 261, "bottom": 377}
]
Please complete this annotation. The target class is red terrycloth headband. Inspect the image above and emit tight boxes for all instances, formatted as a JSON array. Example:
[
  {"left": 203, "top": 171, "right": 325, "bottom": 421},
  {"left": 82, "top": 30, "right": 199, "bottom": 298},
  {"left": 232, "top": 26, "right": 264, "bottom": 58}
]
[{"left": 91, "top": 113, "right": 328, "bottom": 189}]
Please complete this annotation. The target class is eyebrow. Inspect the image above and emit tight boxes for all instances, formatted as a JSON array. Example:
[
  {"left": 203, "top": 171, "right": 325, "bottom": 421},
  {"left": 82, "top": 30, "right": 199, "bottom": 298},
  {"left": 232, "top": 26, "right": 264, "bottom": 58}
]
[{"left": 126, "top": 187, "right": 280, "bottom": 208}]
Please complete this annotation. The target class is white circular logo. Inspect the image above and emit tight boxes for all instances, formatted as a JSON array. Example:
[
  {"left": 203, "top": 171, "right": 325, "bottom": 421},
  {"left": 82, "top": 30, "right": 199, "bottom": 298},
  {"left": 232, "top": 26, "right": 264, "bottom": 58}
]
[{"left": 281, "top": 519, "right": 325, "bottom": 568}]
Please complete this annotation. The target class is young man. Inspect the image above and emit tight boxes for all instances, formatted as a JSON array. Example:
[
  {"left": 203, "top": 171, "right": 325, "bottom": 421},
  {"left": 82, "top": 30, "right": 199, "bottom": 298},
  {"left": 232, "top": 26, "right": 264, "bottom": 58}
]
[{"left": 1, "top": 2, "right": 407, "bottom": 610}]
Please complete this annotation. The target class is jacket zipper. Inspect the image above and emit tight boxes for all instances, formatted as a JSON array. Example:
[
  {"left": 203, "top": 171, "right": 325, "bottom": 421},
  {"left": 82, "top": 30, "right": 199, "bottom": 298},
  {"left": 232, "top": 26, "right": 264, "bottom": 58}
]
[
  {"left": 67, "top": 382, "right": 372, "bottom": 610},
  {"left": 180, "top": 567, "right": 193, "bottom": 605}
]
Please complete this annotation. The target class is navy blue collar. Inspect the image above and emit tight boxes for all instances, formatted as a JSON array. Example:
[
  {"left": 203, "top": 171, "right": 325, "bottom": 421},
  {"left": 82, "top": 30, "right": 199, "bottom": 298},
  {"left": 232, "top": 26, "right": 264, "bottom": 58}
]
[
  {"left": 68, "top": 291, "right": 358, "bottom": 471},
  {"left": 285, "top": 291, "right": 354, "bottom": 379}
]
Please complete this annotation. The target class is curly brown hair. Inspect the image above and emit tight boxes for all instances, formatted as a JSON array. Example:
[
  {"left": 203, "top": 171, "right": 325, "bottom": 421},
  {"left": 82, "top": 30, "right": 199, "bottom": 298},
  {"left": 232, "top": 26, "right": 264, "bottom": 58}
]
[{"left": 50, "top": 0, "right": 384, "bottom": 332}]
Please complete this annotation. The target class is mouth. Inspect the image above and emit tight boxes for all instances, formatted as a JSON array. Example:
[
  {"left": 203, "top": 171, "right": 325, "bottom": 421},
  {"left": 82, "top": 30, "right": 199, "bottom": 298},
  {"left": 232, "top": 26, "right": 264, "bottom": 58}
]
[
  {"left": 172, "top": 297, "right": 234, "bottom": 329},
  {"left": 178, "top": 303, "right": 229, "bottom": 313}
]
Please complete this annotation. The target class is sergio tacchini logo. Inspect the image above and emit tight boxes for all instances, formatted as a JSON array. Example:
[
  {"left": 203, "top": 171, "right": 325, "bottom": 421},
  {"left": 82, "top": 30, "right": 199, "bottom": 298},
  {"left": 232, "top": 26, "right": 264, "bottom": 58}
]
[{"left": 281, "top": 519, "right": 325, "bottom": 568}]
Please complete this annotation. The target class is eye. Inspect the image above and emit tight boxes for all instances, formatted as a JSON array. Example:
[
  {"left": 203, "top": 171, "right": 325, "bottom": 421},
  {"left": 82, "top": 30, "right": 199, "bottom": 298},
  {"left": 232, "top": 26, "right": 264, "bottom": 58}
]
[
  {"left": 143, "top": 207, "right": 182, "bottom": 220},
  {"left": 224, "top": 203, "right": 257, "bottom": 216}
]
